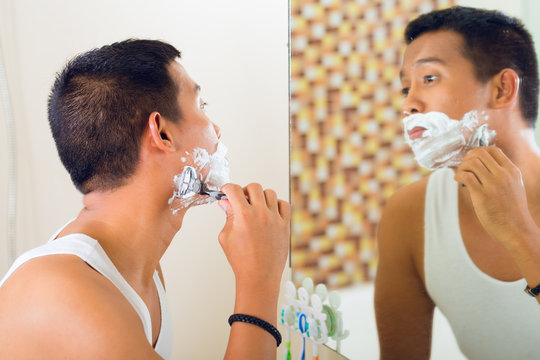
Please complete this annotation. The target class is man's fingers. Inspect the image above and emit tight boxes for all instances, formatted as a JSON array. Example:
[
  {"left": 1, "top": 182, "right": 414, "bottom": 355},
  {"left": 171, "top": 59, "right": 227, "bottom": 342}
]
[
  {"left": 459, "top": 158, "right": 490, "bottom": 185},
  {"left": 221, "top": 183, "right": 249, "bottom": 210},
  {"left": 461, "top": 147, "right": 523, "bottom": 188},
  {"left": 264, "top": 189, "right": 278, "bottom": 211},
  {"left": 458, "top": 147, "right": 507, "bottom": 188},
  {"left": 278, "top": 200, "right": 291, "bottom": 221},
  {"left": 218, "top": 199, "right": 232, "bottom": 215},
  {"left": 244, "top": 183, "right": 265, "bottom": 206},
  {"left": 454, "top": 168, "right": 482, "bottom": 190},
  {"left": 221, "top": 183, "right": 285, "bottom": 212},
  {"left": 484, "top": 146, "right": 512, "bottom": 167},
  {"left": 484, "top": 146, "right": 523, "bottom": 180},
  {"left": 464, "top": 147, "right": 502, "bottom": 174}
]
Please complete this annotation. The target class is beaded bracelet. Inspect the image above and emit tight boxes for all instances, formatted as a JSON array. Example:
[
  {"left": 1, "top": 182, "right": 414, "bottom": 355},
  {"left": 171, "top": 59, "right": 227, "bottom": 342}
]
[
  {"left": 228, "top": 314, "right": 282, "bottom": 347},
  {"left": 524, "top": 283, "right": 540, "bottom": 297}
]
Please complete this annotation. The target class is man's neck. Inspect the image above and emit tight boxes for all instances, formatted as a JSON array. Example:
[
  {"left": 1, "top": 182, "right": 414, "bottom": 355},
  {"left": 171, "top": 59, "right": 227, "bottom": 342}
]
[
  {"left": 496, "top": 124, "right": 540, "bottom": 204},
  {"left": 63, "top": 184, "right": 185, "bottom": 287}
]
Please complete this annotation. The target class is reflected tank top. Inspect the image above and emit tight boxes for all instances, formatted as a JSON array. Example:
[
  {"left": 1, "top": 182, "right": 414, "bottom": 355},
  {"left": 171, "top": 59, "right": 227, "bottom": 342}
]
[{"left": 424, "top": 168, "right": 540, "bottom": 359}]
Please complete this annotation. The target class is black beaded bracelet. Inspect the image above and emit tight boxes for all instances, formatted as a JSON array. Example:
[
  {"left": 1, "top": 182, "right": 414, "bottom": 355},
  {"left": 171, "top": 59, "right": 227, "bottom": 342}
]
[
  {"left": 228, "top": 314, "right": 282, "bottom": 347},
  {"left": 524, "top": 283, "right": 540, "bottom": 297}
]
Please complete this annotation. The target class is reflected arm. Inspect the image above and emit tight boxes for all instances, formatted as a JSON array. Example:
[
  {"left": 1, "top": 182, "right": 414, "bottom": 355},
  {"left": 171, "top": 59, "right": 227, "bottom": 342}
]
[{"left": 374, "top": 179, "right": 435, "bottom": 360}]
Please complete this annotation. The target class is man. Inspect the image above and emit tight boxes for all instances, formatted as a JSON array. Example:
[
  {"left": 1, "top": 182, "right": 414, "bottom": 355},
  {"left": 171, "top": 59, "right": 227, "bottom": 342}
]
[
  {"left": 375, "top": 6, "right": 540, "bottom": 359},
  {"left": 0, "top": 39, "right": 290, "bottom": 359}
]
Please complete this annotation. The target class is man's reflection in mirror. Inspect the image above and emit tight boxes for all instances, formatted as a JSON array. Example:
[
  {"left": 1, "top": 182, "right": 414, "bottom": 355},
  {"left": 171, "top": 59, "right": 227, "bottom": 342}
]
[{"left": 375, "top": 6, "right": 540, "bottom": 359}]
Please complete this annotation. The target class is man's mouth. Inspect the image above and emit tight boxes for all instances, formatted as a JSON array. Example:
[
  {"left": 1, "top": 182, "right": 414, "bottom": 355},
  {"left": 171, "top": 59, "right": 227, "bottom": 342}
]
[{"left": 408, "top": 126, "right": 426, "bottom": 140}]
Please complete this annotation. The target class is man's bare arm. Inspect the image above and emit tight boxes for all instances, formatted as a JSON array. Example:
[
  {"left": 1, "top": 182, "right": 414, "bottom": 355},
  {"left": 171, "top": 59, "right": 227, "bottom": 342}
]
[
  {"left": 0, "top": 255, "right": 163, "bottom": 360},
  {"left": 218, "top": 183, "right": 290, "bottom": 360},
  {"left": 375, "top": 179, "right": 435, "bottom": 360}
]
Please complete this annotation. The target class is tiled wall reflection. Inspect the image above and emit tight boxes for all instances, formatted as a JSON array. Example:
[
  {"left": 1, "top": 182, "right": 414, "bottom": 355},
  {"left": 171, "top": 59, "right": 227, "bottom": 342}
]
[{"left": 290, "top": 0, "right": 452, "bottom": 289}]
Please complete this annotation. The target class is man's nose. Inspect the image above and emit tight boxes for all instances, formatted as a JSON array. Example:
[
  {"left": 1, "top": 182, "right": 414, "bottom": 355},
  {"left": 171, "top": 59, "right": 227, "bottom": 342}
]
[
  {"left": 213, "top": 122, "right": 222, "bottom": 139},
  {"left": 401, "top": 89, "right": 424, "bottom": 115}
]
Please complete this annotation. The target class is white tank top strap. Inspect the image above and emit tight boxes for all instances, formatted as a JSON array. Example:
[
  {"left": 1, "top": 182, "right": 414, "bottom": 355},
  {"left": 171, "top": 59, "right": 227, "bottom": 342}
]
[
  {"left": 424, "top": 168, "right": 461, "bottom": 292},
  {"left": 153, "top": 270, "right": 173, "bottom": 356}
]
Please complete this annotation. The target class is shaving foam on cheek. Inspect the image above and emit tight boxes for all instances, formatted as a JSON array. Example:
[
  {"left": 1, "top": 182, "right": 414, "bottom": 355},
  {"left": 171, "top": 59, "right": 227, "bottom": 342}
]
[
  {"left": 193, "top": 141, "right": 230, "bottom": 189},
  {"left": 403, "top": 110, "right": 496, "bottom": 170},
  {"left": 168, "top": 141, "right": 230, "bottom": 214}
]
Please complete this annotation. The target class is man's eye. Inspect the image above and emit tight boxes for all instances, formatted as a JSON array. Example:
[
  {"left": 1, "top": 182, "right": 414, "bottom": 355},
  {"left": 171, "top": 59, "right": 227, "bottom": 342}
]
[
  {"left": 200, "top": 101, "right": 208, "bottom": 111},
  {"left": 401, "top": 88, "right": 410, "bottom": 97},
  {"left": 424, "top": 75, "right": 438, "bottom": 83}
]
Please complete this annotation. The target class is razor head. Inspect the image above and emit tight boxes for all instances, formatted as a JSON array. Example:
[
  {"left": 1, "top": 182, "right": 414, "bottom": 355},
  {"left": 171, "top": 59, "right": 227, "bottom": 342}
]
[
  {"left": 175, "top": 166, "right": 200, "bottom": 198},
  {"left": 469, "top": 124, "right": 495, "bottom": 148},
  {"left": 175, "top": 165, "right": 227, "bottom": 200}
]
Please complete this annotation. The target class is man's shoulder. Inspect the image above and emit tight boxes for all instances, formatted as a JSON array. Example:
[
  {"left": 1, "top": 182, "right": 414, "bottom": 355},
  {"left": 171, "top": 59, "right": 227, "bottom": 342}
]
[
  {"left": 378, "top": 175, "right": 430, "bottom": 259},
  {"left": 384, "top": 175, "right": 430, "bottom": 221},
  {"left": 376, "top": 175, "right": 433, "bottom": 288},
  {"left": 1, "top": 253, "right": 113, "bottom": 296},
  {"left": 0, "top": 254, "right": 136, "bottom": 326},
  {"left": 0, "top": 254, "right": 156, "bottom": 359}
]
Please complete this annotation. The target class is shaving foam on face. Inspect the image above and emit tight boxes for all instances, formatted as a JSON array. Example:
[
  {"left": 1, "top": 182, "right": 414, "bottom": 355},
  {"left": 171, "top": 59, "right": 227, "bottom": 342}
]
[
  {"left": 193, "top": 141, "right": 230, "bottom": 189},
  {"left": 169, "top": 141, "right": 230, "bottom": 214},
  {"left": 403, "top": 110, "right": 496, "bottom": 170}
]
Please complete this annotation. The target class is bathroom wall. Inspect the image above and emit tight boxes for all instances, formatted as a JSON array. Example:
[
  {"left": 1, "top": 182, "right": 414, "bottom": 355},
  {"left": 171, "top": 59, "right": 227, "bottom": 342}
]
[{"left": 0, "top": 1, "right": 289, "bottom": 358}]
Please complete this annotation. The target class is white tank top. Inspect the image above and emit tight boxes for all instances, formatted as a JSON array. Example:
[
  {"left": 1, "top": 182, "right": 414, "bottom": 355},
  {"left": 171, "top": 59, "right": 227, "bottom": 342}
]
[
  {"left": 0, "top": 227, "right": 173, "bottom": 359},
  {"left": 425, "top": 168, "right": 540, "bottom": 359}
]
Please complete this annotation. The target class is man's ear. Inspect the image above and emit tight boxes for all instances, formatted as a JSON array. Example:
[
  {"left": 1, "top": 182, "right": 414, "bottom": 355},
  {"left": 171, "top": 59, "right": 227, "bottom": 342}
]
[
  {"left": 147, "top": 111, "right": 175, "bottom": 152},
  {"left": 489, "top": 68, "right": 520, "bottom": 109}
]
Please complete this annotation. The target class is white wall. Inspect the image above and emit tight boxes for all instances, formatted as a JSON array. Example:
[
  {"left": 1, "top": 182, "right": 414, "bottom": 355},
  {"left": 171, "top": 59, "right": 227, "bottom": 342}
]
[{"left": 0, "top": 1, "right": 289, "bottom": 359}]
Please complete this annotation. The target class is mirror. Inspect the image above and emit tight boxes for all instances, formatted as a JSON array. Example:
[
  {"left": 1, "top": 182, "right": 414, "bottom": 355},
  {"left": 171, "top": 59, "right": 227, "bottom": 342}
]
[{"left": 290, "top": 0, "right": 540, "bottom": 358}]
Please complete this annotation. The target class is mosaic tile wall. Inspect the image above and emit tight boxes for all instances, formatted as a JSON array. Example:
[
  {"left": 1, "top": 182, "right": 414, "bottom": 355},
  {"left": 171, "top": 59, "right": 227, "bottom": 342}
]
[{"left": 290, "top": 0, "right": 453, "bottom": 289}]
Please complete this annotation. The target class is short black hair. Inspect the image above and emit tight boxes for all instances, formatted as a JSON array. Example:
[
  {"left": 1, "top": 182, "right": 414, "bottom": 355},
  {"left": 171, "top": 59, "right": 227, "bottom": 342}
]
[
  {"left": 48, "top": 39, "right": 181, "bottom": 194},
  {"left": 405, "top": 6, "right": 539, "bottom": 127}
]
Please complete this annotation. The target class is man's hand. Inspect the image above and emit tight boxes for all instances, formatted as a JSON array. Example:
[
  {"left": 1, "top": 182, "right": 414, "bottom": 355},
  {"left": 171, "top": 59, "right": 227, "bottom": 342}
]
[
  {"left": 218, "top": 183, "right": 290, "bottom": 291},
  {"left": 217, "top": 183, "right": 290, "bottom": 360},
  {"left": 455, "top": 146, "right": 540, "bottom": 306},
  {"left": 454, "top": 146, "right": 535, "bottom": 246}
]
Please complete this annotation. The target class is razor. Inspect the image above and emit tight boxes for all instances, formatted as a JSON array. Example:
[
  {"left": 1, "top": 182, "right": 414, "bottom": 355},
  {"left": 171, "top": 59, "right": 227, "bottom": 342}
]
[{"left": 175, "top": 166, "right": 227, "bottom": 201}]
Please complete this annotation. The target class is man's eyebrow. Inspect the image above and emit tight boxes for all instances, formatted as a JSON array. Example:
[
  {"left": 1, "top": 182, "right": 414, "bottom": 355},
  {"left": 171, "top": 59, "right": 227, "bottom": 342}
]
[
  {"left": 413, "top": 56, "right": 446, "bottom": 67},
  {"left": 194, "top": 83, "right": 201, "bottom": 93},
  {"left": 400, "top": 56, "right": 446, "bottom": 80}
]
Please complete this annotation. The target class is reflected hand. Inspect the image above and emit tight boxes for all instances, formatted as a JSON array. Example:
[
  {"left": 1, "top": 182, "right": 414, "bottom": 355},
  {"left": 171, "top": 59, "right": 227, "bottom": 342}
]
[{"left": 454, "top": 146, "right": 535, "bottom": 247}]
